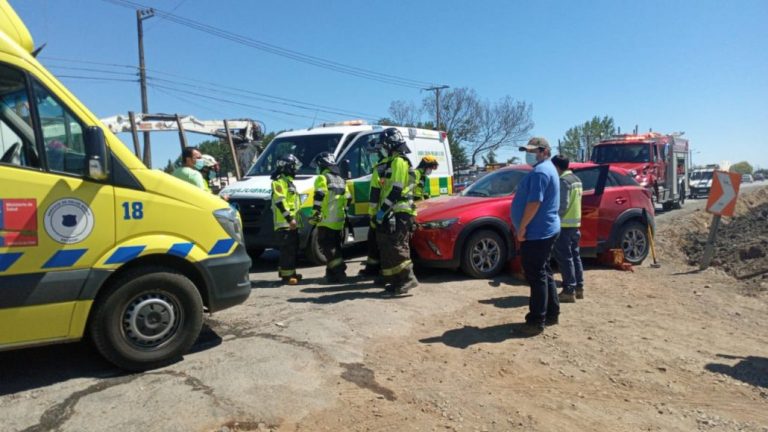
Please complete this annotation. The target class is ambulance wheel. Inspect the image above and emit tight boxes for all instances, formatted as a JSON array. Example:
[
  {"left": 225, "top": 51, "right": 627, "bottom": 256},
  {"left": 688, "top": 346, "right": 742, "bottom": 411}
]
[
  {"left": 89, "top": 266, "right": 203, "bottom": 371},
  {"left": 247, "top": 248, "right": 264, "bottom": 258},
  {"left": 305, "top": 228, "right": 327, "bottom": 266}
]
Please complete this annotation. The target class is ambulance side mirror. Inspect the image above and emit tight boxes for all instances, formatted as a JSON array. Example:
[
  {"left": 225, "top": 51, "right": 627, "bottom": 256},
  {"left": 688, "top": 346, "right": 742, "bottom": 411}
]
[{"left": 84, "top": 126, "right": 109, "bottom": 180}]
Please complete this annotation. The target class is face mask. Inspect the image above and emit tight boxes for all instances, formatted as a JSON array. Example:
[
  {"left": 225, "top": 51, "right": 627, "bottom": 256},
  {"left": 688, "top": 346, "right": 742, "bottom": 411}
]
[
  {"left": 194, "top": 159, "right": 205, "bottom": 170},
  {"left": 525, "top": 152, "right": 537, "bottom": 166}
]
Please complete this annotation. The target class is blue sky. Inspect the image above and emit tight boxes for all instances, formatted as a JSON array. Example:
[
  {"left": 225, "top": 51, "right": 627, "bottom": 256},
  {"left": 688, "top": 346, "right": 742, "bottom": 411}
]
[{"left": 12, "top": 0, "right": 768, "bottom": 170}]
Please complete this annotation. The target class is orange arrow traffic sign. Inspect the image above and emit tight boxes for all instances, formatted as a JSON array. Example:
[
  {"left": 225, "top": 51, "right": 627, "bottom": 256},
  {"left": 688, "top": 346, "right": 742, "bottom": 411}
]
[{"left": 706, "top": 171, "right": 741, "bottom": 217}]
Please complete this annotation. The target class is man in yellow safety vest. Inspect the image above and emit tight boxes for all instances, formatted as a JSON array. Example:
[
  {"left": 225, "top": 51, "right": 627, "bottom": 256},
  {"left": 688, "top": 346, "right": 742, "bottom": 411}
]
[{"left": 551, "top": 155, "right": 584, "bottom": 302}]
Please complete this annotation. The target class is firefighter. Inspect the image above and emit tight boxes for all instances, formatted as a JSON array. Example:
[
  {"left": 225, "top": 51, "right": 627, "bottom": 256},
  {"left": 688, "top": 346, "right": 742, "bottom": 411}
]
[
  {"left": 414, "top": 155, "right": 439, "bottom": 201},
  {"left": 271, "top": 154, "right": 303, "bottom": 285},
  {"left": 359, "top": 137, "right": 391, "bottom": 281},
  {"left": 373, "top": 128, "right": 418, "bottom": 295},
  {"left": 310, "top": 152, "right": 349, "bottom": 283}
]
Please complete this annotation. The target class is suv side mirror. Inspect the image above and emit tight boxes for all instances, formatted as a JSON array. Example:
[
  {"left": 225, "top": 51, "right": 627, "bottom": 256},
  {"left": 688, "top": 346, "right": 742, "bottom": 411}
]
[
  {"left": 340, "top": 159, "right": 351, "bottom": 179},
  {"left": 84, "top": 126, "right": 109, "bottom": 180}
]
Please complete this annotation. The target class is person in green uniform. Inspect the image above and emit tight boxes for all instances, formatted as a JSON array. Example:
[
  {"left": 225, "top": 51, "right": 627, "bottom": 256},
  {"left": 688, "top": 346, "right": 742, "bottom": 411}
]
[
  {"left": 414, "top": 155, "right": 439, "bottom": 201},
  {"left": 373, "top": 128, "right": 418, "bottom": 295},
  {"left": 310, "top": 152, "right": 349, "bottom": 283},
  {"left": 359, "top": 139, "right": 390, "bottom": 281},
  {"left": 172, "top": 146, "right": 206, "bottom": 189},
  {"left": 271, "top": 154, "right": 303, "bottom": 285}
]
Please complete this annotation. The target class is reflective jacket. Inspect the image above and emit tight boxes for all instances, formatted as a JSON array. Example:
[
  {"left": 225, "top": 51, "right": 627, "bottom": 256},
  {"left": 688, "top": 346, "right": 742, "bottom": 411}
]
[
  {"left": 368, "top": 156, "right": 392, "bottom": 220},
  {"left": 413, "top": 168, "right": 430, "bottom": 201},
  {"left": 559, "top": 170, "right": 583, "bottom": 228},
  {"left": 378, "top": 154, "right": 416, "bottom": 216},
  {"left": 313, "top": 168, "right": 348, "bottom": 230},
  {"left": 271, "top": 174, "right": 301, "bottom": 230}
]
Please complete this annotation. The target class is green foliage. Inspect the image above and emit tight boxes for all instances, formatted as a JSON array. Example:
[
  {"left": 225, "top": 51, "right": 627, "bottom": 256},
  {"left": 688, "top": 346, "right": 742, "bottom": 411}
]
[
  {"left": 559, "top": 116, "right": 616, "bottom": 161},
  {"left": 730, "top": 161, "right": 753, "bottom": 175},
  {"left": 482, "top": 149, "right": 498, "bottom": 165},
  {"left": 198, "top": 140, "right": 235, "bottom": 175}
]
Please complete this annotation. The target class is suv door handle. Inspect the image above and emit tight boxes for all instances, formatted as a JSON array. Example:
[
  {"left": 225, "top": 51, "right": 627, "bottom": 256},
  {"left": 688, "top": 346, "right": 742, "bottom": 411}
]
[{"left": 615, "top": 197, "right": 628, "bottom": 205}]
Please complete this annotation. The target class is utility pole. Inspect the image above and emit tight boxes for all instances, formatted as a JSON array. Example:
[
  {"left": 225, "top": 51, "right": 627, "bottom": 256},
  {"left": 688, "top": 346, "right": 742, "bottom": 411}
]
[
  {"left": 136, "top": 8, "right": 154, "bottom": 167},
  {"left": 425, "top": 85, "right": 449, "bottom": 129}
]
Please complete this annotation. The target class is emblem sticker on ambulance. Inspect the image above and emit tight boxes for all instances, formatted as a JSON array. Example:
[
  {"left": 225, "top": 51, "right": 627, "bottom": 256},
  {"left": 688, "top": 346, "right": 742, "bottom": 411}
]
[{"left": 44, "top": 198, "right": 95, "bottom": 244}]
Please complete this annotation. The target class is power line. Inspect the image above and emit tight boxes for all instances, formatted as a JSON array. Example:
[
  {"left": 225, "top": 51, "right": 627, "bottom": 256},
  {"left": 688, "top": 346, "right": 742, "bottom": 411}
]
[
  {"left": 56, "top": 74, "right": 138, "bottom": 83},
  {"left": 100, "top": 0, "right": 439, "bottom": 89},
  {"left": 48, "top": 64, "right": 138, "bottom": 77},
  {"left": 41, "top": 55, "right": 386, "bottom": 120}
]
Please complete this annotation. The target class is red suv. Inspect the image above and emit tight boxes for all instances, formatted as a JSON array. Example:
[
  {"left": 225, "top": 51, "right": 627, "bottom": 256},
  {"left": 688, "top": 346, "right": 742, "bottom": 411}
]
[{"left": 412, "top": 163, "right": 655, "bottom": 278}]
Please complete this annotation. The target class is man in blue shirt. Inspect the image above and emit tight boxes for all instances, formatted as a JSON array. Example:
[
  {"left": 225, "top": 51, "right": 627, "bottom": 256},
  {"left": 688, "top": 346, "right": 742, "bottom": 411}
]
[{"left": 511, "top": 137, "right": 560, "bottom": 335}]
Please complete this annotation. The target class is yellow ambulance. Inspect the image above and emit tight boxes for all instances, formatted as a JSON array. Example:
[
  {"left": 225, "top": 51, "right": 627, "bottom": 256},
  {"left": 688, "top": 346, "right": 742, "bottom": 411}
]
[{"left": 0, "top": 1, "right": 251, "bottom": 370}]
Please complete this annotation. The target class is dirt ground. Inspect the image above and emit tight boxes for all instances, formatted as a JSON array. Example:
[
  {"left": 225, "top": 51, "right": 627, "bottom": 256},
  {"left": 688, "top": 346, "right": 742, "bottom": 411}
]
[{"left": 1, "top": 186, "right": 767, "bottom": 432}]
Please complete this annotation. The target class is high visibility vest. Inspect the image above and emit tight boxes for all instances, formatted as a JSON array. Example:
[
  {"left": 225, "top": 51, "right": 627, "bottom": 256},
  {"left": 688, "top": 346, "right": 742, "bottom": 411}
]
[
  {"left": 413, "top": 168, "right": 429, "bottom": 201},
  {"left": 368, "top": 156, "right": 392, "bottom": 218},
  {"left": 271, "top": 174, "right": 300, "bottom": 231},
  {"left": 378, "top": 154, "right": 416, "bottom": 216},
  {"left": 313, "top": 169, "right": 348, "bottom": 230},
  {"left": 560, "top": 170, "right": 582, "bottom": 228}
]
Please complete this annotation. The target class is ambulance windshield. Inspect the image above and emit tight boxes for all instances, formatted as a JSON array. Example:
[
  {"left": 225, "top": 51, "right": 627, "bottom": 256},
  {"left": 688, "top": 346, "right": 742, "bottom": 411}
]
[{"left": 247, "top": 133, "right": 342, "bottom": 176}]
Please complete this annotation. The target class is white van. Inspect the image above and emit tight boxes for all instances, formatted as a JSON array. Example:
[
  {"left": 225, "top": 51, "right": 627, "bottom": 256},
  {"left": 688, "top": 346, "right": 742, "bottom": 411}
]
[{"left": 220, "top": 121, "right": 453, "bottom": 263}]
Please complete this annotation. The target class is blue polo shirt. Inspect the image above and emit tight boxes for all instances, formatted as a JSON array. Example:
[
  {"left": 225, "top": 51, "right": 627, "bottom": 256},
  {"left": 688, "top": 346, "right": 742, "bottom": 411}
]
[{"left": 510, "top": 159, "right": 560, "bottom": 240}]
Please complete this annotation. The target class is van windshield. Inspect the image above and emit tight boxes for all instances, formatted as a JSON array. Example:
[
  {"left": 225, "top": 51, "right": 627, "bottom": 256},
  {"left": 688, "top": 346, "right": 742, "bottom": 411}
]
[
  {"left": 246, "top": 133, "right": 342, "bottom": 176},
  {"left": 691, "top": 171, "right": 713, "bottom": 181},
  {"left": 591, "top": 144, "right": 650, "bottom": 163}
]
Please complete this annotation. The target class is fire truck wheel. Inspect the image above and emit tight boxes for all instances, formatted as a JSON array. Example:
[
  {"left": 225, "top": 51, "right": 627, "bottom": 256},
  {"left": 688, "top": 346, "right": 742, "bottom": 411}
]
[{"left": 89, "top": 266, "right": 203, "bottom": 371}]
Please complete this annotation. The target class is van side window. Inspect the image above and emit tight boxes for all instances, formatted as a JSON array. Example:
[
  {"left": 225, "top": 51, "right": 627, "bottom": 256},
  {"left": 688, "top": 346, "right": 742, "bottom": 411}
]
[
  {"left": 32, "top": 81, "right": 86, "bottom": 176},
  {"left": 0, "top": 64, "right": 39, "bottom": 168}
]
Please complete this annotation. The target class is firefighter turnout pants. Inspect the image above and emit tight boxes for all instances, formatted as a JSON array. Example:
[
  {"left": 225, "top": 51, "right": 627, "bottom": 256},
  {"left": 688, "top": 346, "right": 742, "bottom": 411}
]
[
  {"left": 376, "top": 213, "right": 417, "bottom": 286},
  {"left": 361, "top": 224, "right": 381, "bottom": 275},
  {"left": 278, "top": 228, "right": 299, "bottom": 279},
  {"left": 318, "top": 226, "right": 346, "bottom": 277}
]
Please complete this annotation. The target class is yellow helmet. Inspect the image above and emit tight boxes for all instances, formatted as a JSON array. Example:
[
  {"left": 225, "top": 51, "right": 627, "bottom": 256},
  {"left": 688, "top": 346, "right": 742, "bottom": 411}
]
[{"left": 418, "top": 155, "right": 439, "bottom": 170}]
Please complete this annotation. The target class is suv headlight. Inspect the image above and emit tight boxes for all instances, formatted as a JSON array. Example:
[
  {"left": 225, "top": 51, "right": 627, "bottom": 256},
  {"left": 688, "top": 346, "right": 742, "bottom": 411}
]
[
  {"left": 419, "top": 218, "right": 459, "bottom": 229},
  {"left": 214, "top": 207, "right": 245, "bottom": 246}
]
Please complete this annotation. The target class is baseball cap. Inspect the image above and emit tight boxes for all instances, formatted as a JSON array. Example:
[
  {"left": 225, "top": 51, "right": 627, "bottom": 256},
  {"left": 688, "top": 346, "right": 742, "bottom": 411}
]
[{"left": 519, "top": 137, "right": 551, "bottom": 152}]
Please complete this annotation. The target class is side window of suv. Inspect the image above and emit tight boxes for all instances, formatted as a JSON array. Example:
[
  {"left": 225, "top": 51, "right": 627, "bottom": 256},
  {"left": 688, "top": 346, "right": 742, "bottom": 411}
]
[
  {"left": 574, "top": 168, "right": 600, "bottom": 192},
  {"left": 0, "top": 64, "right": 39, "bottom": 169},
  {"left": 32, "top": 81, "right": 87, "bottom": 176}
]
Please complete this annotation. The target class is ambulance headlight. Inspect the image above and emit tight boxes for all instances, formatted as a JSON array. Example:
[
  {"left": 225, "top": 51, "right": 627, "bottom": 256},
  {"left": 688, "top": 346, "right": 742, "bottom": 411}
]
[{"left": 214, "top": 208, "right": 245, "bottom": 246}]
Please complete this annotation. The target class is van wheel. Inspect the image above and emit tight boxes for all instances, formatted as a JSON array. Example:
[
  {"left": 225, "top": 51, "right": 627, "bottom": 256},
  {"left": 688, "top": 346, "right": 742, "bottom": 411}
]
[
  {"left": 305, "top": 228, "right": 327, "bottom": 266},
  {"left": 616, "top": 221, "right": 649, "bottom": 265},
  {"left": 460, "top": 230, "right": 507, "bottom": 279},
  {"left": 89, "top": 266, "right": 203, "bottom": 371}
]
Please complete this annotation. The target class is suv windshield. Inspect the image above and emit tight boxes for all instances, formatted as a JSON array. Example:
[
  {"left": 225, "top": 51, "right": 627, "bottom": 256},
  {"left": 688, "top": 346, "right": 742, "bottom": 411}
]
[
  {"left": 691, "top": 171, "right": 713, "bottom": 180},
  {"left": 246, "top": 133, "right": 342, "bottom": 176},
  {"left": 462, "top": 169, "right": 527, "bottom": 197},
  {"left": 591, "top": 144, "right": 650, "bottom": 163}
]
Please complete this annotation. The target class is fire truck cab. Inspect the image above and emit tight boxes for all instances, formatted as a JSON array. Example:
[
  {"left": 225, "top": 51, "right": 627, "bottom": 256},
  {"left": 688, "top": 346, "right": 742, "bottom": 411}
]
[{"left": 591, "top": 132, "right": 689, "bottom": 210}]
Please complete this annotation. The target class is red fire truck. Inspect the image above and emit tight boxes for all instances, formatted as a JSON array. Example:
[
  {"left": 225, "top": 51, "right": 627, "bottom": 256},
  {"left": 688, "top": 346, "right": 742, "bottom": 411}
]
[{"left": 590, "top": 132, "right": 689, "bottom": 210}]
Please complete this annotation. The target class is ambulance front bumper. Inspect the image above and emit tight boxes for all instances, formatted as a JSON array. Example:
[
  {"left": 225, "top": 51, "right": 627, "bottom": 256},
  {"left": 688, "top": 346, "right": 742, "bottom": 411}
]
[{"left": 196, "top": 244, "right": 252, "bottom": 313}]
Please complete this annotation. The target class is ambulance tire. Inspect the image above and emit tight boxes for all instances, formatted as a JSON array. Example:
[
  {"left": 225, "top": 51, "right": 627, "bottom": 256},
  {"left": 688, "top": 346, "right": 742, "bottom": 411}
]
[
  {"left": 305, "top": 228, "right": 327, "bottom": 266},
  {"left": 89, "top": 266, "right": 203, "bottom": 371}
]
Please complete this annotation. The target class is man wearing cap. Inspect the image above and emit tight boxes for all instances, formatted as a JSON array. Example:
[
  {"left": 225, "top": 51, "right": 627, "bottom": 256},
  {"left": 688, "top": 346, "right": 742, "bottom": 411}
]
[{"left": 510, "top": 137, "right": 561, "bottom": 335}]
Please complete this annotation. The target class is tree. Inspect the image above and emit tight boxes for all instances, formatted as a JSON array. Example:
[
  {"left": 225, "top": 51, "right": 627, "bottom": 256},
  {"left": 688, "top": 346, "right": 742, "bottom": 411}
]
[
  {"left": 559, "top": 116, "right": 616, "bottom": 161},
  {"left": 730, "top": 161, "right": 753, "bottom": 175},
  {"left": 198, "top": 140, "right": 236, "bottom": 176},
  {"left": 388, "top": 100, "right": 422, "bottom": 126},
  {"left": 163, "top": 159, "right": 174, "bottom": 174},
  {"left": 482, "top": 149, "right": 498, "bottom": 165},
  {"left": 467, "top": 96, "right": 533, "bottom": 166},
  {"left": 422, "top": 87, "right": 481, "bottom": 152},
  {"left": 506, "top": 156, "right": 520, "bottom": 164}
]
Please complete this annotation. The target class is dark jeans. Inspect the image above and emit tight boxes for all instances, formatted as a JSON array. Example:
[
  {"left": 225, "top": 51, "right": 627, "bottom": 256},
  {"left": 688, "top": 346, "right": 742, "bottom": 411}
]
[
  {"left": 277, "top": 229, "right": 299, "bottom": 278},
  {"left": 553, "top": 227, "right": 584, "bottom": 293},
  {"left": 521, "top": 235, "right": 559, "bottom": 325}
]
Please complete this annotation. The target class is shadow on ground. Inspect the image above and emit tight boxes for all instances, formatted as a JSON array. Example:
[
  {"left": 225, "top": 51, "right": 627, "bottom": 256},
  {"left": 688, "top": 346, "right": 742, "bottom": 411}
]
[
  {"left": 705, "top": 354, "right": 768, "bottom": 389},
  {"left": 419, "top": 322, "right": 539, "bottom": 348},
  {"left": 0, "top": 324, "right": 222, "bottom": 396},
  {"left": 478, "top": 295, "right": 528, "bottom": 309}
]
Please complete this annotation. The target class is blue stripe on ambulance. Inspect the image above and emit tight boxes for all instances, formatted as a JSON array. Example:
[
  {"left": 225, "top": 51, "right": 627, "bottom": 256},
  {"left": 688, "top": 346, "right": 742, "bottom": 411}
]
[
  {"left": 42, "top": 249, "right": 88, "bottom": 269},
  {"left": 168, "top": 242, "right": 193, "bottom": 258},
  {"left": 0, "top": 252, "right": 23, "bottom": 272},
  {"left": 105, "top": 246, "right": 146, "bottom": 265},
  {"left": 209, "top": 239, "right": 234, "bottom": 255}
]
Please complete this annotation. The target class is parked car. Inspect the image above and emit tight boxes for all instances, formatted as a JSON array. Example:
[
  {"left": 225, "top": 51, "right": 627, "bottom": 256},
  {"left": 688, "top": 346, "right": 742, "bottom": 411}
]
[
  {"left": 741, "top": 174, "right": 754, "bottom": 183},
  {"left": 754, "top": 173, "right": 765, "bottom": 181},
  {"left": 412, "top": 163, "right": 655, "bottom": 278}
]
